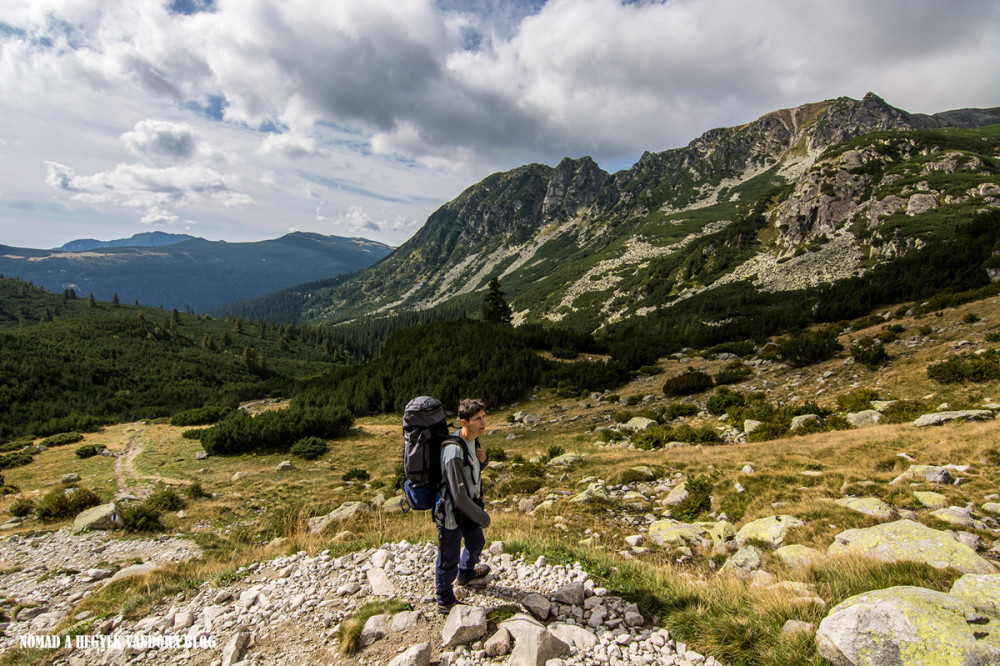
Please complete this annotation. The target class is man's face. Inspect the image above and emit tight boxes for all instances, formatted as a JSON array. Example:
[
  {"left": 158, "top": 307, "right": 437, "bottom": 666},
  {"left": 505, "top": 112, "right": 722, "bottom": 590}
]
[{"left": 464, "top": 410, "right": 487, "bottom": 437}]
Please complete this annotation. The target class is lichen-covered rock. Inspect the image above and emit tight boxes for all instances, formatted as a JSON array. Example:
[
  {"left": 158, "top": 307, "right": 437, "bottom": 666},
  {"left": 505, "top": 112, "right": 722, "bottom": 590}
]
[
  {"left": 912, "top": 409, "right": 994, "bottom": 427},
  {"left": 719, "top": 545, "right": 764, "bottom": 580},
  {"left": 774, "top": 544, "right": 824, "bottom": 569},
  {"left": 913, "top": 491, "right": 948, "bottom": 509},
  {"left": 950, "top": 574, "right": 1000, "bottom": 614},
  {"left": 663, "top": 482, "right": 689, "bottom": 506},
  {"left": 816, "top": 586, "right": 1000, "bottom": 665},
  {"left": 890, "top": 465, "right": 952, "bottom": 486},
  {"left": 835, "top": 497, "right": 898, "bottom": 522},
  {"left": 827, "top": 519, "right": 997, "bottom": 574},
  {"left": 72, "top": 503, "right": 122, "bottom": 534},
  {"left": 930, "top": 506, "right": 987, "bottom": 530},
  {"left": 735, "top": 515, "right": 805, "bottom": 549},
  {"left": 546, "top": 453, "right": 583, "bottom": 467},
  {"left": 846, "top": 410, "right": 881, "bottom": 428},
  {"left": 790, "top": 414, "right": 821, "bottom": 431},
  {"left": 648, "top": 519, "right": 734, "bottom": 552},
  {"left": 624, "top": 417, "right": 658, "bottom": 431},
  {"left": 570, "top": 483, "right": 609, "bottom": 503}
]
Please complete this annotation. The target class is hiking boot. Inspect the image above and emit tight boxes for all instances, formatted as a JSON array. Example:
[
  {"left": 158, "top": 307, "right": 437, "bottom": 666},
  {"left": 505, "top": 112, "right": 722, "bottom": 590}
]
[
  {"left": 437, "top": 600, "right": 457, "bottom": 616},
  {"left": 457, "top": 564, "right": 491, "bottom": 586}
]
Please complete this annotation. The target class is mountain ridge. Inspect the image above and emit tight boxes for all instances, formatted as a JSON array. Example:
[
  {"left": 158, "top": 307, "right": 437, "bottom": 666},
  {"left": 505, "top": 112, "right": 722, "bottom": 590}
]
[
  {"left": 0, "top": 232, "right": 393, "bottom": 313},
  {"left": 230, "top": 93, "right": 999, "bottom": 337}
]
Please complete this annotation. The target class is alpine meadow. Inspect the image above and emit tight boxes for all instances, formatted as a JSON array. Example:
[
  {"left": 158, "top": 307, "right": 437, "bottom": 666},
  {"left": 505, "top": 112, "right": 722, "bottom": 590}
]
[{"left": 5, "top": 93, "right": 1000, "bottom": 666}]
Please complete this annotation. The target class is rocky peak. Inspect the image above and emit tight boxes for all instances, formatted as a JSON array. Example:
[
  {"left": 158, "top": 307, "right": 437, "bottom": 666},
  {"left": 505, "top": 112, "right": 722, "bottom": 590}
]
[
  {"left": 807, "top": 92, "right": 918, "bottom": 152},
  {"left": 541, "top": 156, "right": 614, "bottom": 221}
]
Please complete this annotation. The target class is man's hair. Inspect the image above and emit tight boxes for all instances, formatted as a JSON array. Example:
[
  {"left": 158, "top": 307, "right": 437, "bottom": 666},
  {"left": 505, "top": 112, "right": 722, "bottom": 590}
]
[{"left": 458, "top": 398, "right": 486, "bottom": 421}]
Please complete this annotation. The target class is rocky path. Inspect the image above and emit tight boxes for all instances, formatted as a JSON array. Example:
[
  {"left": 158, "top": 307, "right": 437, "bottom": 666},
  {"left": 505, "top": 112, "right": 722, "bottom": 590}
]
[
  {"left": 114, "top": 424, "right": 192, "bottom": 495},
  {"left": 1, "top": 532, "right": 721, "bottom": 666}
]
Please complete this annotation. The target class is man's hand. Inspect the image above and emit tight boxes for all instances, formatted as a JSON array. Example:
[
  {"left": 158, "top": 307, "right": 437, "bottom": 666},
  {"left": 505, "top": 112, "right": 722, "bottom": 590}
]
[{"left": 476, "top": 447, "right": 487, "bottom": 464}]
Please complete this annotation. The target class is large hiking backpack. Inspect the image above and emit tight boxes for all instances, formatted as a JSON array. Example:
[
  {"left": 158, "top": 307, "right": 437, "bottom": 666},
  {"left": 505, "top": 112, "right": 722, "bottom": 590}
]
[{"left": 401, "top": 396, "right": 452, "bottom": 510}]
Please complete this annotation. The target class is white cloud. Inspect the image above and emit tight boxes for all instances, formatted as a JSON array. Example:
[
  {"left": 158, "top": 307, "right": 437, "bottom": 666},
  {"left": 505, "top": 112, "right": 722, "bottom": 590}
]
[
  {"left": 140, "top": 206, "right": 179, "bottom": 226},
  {"left": 2, "top": 0, "right": 999, "bottom": 249}
]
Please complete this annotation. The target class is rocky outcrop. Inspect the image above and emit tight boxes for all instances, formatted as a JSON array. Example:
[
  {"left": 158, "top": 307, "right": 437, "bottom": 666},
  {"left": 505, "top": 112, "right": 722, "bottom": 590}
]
[
  {"left": 827, "top": 519, "right": 997, "bottom": 574},
  {"left": 541, "top": 156, "right": 614, "bottom": 221}
]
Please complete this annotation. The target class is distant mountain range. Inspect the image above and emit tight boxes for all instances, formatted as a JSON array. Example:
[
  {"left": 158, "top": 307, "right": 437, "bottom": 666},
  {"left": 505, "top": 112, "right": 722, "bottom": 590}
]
[
  {"left": 0, "top": 232, "right": 393, "bottom": 313},
  {"left": 222, "top": 93, "right": 1000, "bottom": 340},
  {"left": 54, "top": 231, "right": 198, "bottom": 252}
]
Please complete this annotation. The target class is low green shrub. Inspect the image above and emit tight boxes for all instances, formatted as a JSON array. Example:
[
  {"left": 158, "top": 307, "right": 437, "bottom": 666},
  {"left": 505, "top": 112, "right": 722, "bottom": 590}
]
[
  {"left": 121, "top": 503, "right": 164, "bottom": 532},
  {"left": 144, "top": 488, "right": 186, "bottom": 512},
  {"left": 40, "top": 432, "right": 83, "bottom": 447},
  {"left": 186, "top": 481, "right": 211, "bottom": 500},
  {"left": 881, "top": 400, "right": 930, "bottom": 424},
  {"left": 170, "top": 405, "right": 234, "bottom": 427},
  {"left": 713, "top": 361, "right": 752, "bottom": 386},
  {"left": 851, "top": 337, "right": 890, "bottom": 370},
  {"left": 291, "top": 436, "right": 328, "bottom": 460},
  {"left": 663, "top": 403, "right": 699, "bottom": 420},
  {"left": 747, "top": 422, "right": 790, "bottom": 442},
  {"left": 672, "top": 476, "right": 712, "bottom": 522},
  {"left": 777, "top": 327, "right": 843, "bottom": 367},
  {"left": 9, "top": 497, "right": 35, "bottom": 517},
  {"left": 616, "top": 468, "right": 655, "bottom": 485},
  {"left": 35, "top": 487, "right": 102, "bottom": 521},
  {"left": 181, "top": 429, "right": 204, "bottom": 440},
  {"left": 927, "top": 350, "right": 1000, "bottom": 383},
  {"left": 707, "top": 388, "right": 746, "bottom": 416},
  {"left": 837, "top": 388, "right": 880, "bottom": 412},
  {"left": 0, "top": 451, "right": 33, "bottom": 470},
  {"left": 497, "top": 478, "right": 543, "bottom": 495},
  {"left": 342, "top": 468, "right": 370, "bottom": 482},
  {"left": 512, "top": 461, "right": 546, "bottom": 478},
  {"left": 75, "top": 445, "right": 99, "bottom": 458},
  {"left": 485, "top": 446, "right": 507, "bottom": 462},
  {"left": 663, "top": 369, "right": 714, "bottom": 397}
]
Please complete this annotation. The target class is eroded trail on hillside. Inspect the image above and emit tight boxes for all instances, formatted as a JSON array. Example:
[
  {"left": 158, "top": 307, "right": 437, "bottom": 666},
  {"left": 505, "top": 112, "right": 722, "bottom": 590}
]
[{"left": 114, "top": 423, "right": 192, "bottom": 495}]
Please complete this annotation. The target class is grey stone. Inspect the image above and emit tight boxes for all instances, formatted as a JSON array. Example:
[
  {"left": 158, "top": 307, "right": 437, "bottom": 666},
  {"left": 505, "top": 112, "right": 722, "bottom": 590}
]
[
  {"left": 548, "top": 622, "right": 599, "bottom": 652},
  {"left": 735, "top": 515, "right": 805, "bottom": 548},
  {"left": 890, "top": 465, "right": 952, "bottom": 486},
  {"left": 72, "top": 503, "right": 122, "bottom": 534},
  {"left": 221, "top": 631, "right": 250, "bottom": 666},
  {"left": 623, "top": 417, "right": 657, "bottom": 431},
  {"left": 744, "top": 419, "right": 763, "bottom": 434},
  {"left": 484, "top": 627, "right": 513, "bottom": 658},
  {"left": 816, "top": 586, "right": 1000, "bottom": 666},
  {"left": 307, "top": 501, "right": 371, "bottom": 534},
  {"left": 389, "top": 610, "right": 421, "bottom": 633},
  {"left": 546, "top": 453, "right": 583, "bottom": 467},
  {"left": 276, "top": 460, "right": 293, "bottom": 472},
  {"left": 359, "top": 613, "right": 388, "bottom": 647},
  {"left": 509, "top": 628, "right": 571, "bottom": 666},
  {"left": 195, "top": 450, "right": 208, "bottom": 460},
  {"left": 552, "top": 581, "right": 585, "bottom": 606},
  {"left": 846, "top": 410, "right": 881, "bottom": 428},
  {"left": 913, "top": 409, "right": 994, "bottom": 427},
  {"left": 367, "top": 567, "right": 396, "bottom": 596},
  {"left": 790, "top": 414, "right": 821, "bottom": 431},
  {"left": 387, "top": 641, "right": 431, "bottom": 666},
  {"left": 441, "top": 605, "right": 488, "bottom": 647},
  {"left": 61, "top": 473, "right": 82, "bottom": 483},
  {"left": 522, "top": 592, "right": 550, "bottom": 620}
]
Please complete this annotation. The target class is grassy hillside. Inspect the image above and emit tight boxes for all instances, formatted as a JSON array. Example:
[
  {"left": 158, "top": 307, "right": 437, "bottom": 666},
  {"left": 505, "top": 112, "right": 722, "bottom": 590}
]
[{"left": 4, "top": 292, "right": 1000, "bottom": 664}]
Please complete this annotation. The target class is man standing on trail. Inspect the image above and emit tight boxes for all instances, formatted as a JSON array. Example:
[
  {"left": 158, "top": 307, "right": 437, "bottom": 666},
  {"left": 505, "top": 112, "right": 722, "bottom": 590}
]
[{"left": 435, "top": 398, "right": 491, "bottom": 615}]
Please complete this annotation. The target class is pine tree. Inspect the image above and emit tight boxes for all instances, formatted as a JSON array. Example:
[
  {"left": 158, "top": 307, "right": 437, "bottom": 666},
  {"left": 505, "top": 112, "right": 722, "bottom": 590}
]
[{"left": 481, "top": 277, "right": 513, "bottom": 326}]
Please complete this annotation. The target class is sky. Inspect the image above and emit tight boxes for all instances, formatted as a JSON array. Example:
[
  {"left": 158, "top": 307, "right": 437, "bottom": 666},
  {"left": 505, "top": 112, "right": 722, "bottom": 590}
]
[{"left": 1, "top": 0, "right": 998, "bottom": 250}]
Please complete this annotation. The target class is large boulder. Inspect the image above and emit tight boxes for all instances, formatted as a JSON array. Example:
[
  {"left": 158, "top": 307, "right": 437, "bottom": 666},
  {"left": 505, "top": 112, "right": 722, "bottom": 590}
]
[
  {"left": 546, "top": 453, "right": 583, "bottom": 467},
  {"left": 846, "top": 410, "right": 882, "bottom": 428},
  {"left": 816, "top": 586, "right": 1000, "bottom": 665},
  {"left": 648, "top": 519, "right": 735, "bottom": 552},
  {"left": 890, "top": 465, "right": 952, "bottom": 486},
  {"left": 950, "top": 574, "right": 1000, "bottom": 614},
  {"left": 570, "top": 483, "right": 609, "bottom": 503},
  {"left": 72, "top": 503, "right": 122, "bottom": 534},
  {"left": 307, "top": 501, "right": 371, "bottom": 534},
  {"left": 835, "top": 497, "right": 898, "bottom": 522},
  {"left": 662, "top": 482, "right": 689, "bottom": 506},
  {"left": 735, "top": 515, "right": 804, "bottom": 549},
  {"left": 441, "top": 605, "right": 488, "bottom": 647},
  {"left": 623, "top": 417, "right": 658, "bottom": 431},
  {"left": 827, "top": 519, "right": 997, "bottom": 574},
  {"left": 912, "top": 409, "right": 994, "bottom": 427},
  {"left": 508, "top": 627, "right": 571, "bottom": 666},
  {"left": 774, "top": 544, "right": 825, "bottom": 570},
  {"left": 790, "top": 414, "right": 821, "bottom": 431},
  {"left": 387, "top": 641, "right": 431, "bottom": 666}
]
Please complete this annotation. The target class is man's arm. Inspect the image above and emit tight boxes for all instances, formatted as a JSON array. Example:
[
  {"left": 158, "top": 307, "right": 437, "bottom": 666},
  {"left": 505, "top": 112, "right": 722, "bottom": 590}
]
[{"left": 442, "top": 455, "right": 490, "bottom": 528}]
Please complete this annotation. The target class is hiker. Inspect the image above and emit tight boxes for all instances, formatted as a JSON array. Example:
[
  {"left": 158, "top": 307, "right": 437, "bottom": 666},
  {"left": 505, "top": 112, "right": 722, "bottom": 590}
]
[{"left": 435, "top": 398, "right": 491, "bottom": 614}]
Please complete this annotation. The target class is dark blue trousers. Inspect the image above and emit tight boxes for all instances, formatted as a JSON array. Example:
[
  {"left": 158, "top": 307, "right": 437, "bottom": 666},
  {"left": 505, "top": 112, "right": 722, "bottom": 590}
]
[{"left": 435, "top": 523, "right": 485, "bottom": 606}]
